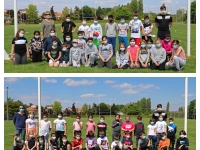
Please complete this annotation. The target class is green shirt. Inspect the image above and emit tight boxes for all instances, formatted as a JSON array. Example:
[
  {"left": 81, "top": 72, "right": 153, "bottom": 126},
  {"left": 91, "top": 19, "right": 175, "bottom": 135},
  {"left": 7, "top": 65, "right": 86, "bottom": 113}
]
[{"left": 93, "top": 40, "right": 100, "bottom": 49}]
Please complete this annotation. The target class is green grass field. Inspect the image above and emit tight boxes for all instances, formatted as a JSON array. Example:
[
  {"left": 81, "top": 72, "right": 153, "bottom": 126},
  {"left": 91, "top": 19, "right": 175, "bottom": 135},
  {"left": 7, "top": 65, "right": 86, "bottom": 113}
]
[
  {"left": 4, "top": 22, "right": 196, "bottom": 73},
  {"left": 4, "top": 116, "right": 196, "bottom": 150}
]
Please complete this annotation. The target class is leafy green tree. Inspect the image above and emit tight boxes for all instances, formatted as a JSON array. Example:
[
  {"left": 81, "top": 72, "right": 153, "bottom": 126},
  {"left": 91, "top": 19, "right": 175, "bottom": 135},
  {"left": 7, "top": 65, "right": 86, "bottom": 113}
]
[
  {"left": 50, "top": 6, "right": 56, "bottom": 20},
  {"left": 166, "top": 102, "right": 170, "bottom": 114},
  {"left": 52, "top": 101, "right": 62, "bottom": 115},
  {"left": 130, "top": 0, "right": 138, "bottom": 13},
  {"left": 138, "top": 0, "right": 144, "bottom": 19},
  {"left": 183, "top": 0, "right": 196, "bottom": 23},
  {"left": 127, "top": 103, "right": 139, "bottom": 115},
  {"left": 98, "top": 102, "right": 110, "bottom": 115},
  {"left": 188, "top": 99, "right": 196, "bottom": 119},
  {"left": 96, "top": 6, "right": 104, "bottom": 20},
  {"left": 116, "top": 6, "right": 132, "bottom": 20},
  {"left": 79, "top": 6, "right": 93, "bottom": 20},
  {"left": 91, "top": 103, "right": 97, "bottom": 115},
  {"left": 71, "top": 6, "right": 80, "bottom": 20},
  {"left": 81, "top": 103, "right": 88, "bottom": 115},
  {"left": 60, "top": 7, "right": 69, "bottom": 22},
  {"left": 26, "top": 4, "right": 39, "bottom": 22},
  {"left": 111, "top": 103, "right": 119, "bottom": 115}
]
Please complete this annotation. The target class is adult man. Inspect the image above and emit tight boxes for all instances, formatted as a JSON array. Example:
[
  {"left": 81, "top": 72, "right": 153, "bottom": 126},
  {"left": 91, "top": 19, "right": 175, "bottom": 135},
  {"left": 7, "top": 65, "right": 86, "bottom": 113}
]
[
  {"left": 152, "top": 104, "right": 167, "bottom": 122},
  {"left": 155, "top": 5, "right": 173, "bottom": 40},
  {"left": 61, "top": 14, "right": 77, "bottom": 42}
]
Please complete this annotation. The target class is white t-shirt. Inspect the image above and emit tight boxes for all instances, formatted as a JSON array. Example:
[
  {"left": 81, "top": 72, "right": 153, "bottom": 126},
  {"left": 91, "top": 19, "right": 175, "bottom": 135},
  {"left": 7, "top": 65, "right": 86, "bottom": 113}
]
[
  {"left": 97, "top": 137, "right": 109, "bottom": 149},
  {"left": 129, "top": 19, "right": 143, "bottom": 38},
  {"left": 89, "top": 24, "right": 103, "bottom": 40},
  {"left": 147, "top": 124, "right": 157, "bottom": 136},
  {"left": 25, "top": 118, "right": 38, "bottom": 128},
  {"left": 39, "top": 120, "right": 52, "bottom": 136},
  {"left": 117, "top": 23, "right": 129, "bottom": 37},
  {"left": 78, "top": 25, "right": 90, "bottom": 38},
  {"left": 111, "top": 141, "right": 122, "bottom": 150},
  {"left": 143, "top": 24, "right": 153, "bottom": 36},
  {"left": 155, "top": 121, "right": 167, "bottom": 133},
  {"left": 54, "top": 119, "right": 66, "bottom": 131}
]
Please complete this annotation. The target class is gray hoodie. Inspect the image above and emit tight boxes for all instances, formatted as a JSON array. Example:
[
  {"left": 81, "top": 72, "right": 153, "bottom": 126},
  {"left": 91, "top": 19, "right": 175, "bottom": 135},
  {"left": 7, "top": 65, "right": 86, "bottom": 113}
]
[
  {"left": 69, "top": 47, "right": 81, "bottom": 62},
  {"left": 151, "top": 47, "right": 166, "bottom": 64},
  {"left": 85, "top": 45, "right": 98, "bottom": 57},
  {"left": 112, "top": 119, "right": 123, "bottom": 132},
  {"left": 105, "top": 22, "right": 118, "bottom": 37},
  {"left": 116, "top": 51, "right": 129, "bottom": 66}
]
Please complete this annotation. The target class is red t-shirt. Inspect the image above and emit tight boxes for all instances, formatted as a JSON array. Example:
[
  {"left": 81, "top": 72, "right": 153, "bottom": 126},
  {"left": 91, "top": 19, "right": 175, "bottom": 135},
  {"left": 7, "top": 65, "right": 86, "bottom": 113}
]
[
  {"left": 72, "top": 138, "right": 83, "bottom": 150},
  {"left": 122, "top": 122, "right": 135, "bottom": 138}
]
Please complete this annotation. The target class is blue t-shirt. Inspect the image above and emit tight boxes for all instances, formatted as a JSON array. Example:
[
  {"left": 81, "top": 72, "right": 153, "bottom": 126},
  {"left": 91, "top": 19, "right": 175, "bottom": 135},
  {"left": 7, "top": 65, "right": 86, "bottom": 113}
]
[
  {"left": 54, "top": 119, "right": 66, "bottom": 131},
  {"left": 122, "top": 137, "right": 133, "bottom": 145}
]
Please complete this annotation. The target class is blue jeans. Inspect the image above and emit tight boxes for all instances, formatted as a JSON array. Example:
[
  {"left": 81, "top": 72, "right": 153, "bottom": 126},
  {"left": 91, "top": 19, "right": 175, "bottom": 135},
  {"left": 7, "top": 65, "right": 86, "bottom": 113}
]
[
  {"left": 148, "top": 135, "right": 157, "bottom": 150},
  {"left": 118, "top": 36, "right": 128, "bottom": 48},
  {"left": 108, "top": 37, "right": 116, "bottom": 56}
]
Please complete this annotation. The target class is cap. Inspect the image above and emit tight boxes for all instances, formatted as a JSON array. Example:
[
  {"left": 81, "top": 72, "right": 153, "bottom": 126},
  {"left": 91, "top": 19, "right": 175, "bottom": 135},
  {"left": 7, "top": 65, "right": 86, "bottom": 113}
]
[
  {"left": 72, "top": 39, "right": 78, "bottom": 43},
  {"left": 93, "top": 31, "right": 99, "bottom": 37}
]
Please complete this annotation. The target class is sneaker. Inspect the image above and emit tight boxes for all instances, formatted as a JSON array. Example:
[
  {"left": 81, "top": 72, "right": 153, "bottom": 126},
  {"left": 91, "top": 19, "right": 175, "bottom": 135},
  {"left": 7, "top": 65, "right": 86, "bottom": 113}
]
[
  {"left": 91, "top": 64, "right": 95, "bottom": 68},
  {"left": 180, "top": 66, "right": 184, "bottom": 70},
  {"left": 175, "top": 69, "right": 181, "bottom": 72}
]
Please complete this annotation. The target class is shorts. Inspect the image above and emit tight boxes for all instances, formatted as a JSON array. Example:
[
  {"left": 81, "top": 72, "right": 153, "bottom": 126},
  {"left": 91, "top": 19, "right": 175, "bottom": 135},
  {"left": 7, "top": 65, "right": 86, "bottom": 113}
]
[
  {"left": 49, "top": 59, "right": 60, "bottom": 64},
  {"left": 132, "top": 38, "right": 141, "bottom": 46}
]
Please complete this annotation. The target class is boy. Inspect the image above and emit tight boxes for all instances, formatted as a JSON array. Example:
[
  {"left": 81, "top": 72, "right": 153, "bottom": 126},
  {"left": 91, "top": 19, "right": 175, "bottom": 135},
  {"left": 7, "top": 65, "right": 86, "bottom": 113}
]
[
  {"left": 134, "top": 116, "right": 144, "bottom": 147},
  {"left": 97, "top": 116, "right": 108, "bottom": 138},
  {"left": 117, "top": 16, "right": 129, "bottom": 47},
  {"left": 158, "top": 132, "right": 170, "bottom": 150},
  {"left": 13, "top": 134, "right": 26, "bottom": 150},
  {"left": 90, "top": 16, "right": 103, "bottom": 41},
  {"left": 175, "top": 130, "right": 189, "bottom": 150},
  {"left": 122, "top": 132, "right": 133, "bottom": 150},
  {"left": 112, "top": 114, "right": 123, "bottom": 142},
  {"left": 60, "top": 43, "right": 70, "bottom": 67},
  {"left": 69, "top": 39, "right": 81, "bottom": 67},
  {"left": 49, "top": 133, "right": 59, "bottom": 150},
  {"left": 105, "top": 15, "right": 118, "bottom": 57},
  {"left": 137, "top": 132, "right": 150, "bottom": 150},
  {"left": 97, "top": 131, "right": 110, "bottom": 150},
  {"left": 129, "top": 11, "right": 143, "bottom": 46},
  {"left": 142, "top": 16, "right": 153, "bottom": 42},
  {"left": 155, "top": 115, "right": 167, "bottom": 144},
  {"left": 111, "top": 135, "right": 122, "bottom": 150},
  {"left": 93, "top": 32, "right": 101, "bottom": 50},
  {"left": 78, "top": 18, "right": 90, "bottom": 42},
  {"left": 167, "top": 118, "right": 177, "bottom": 150},
  {"left": 85, "top": 37, "right": 98, "bottom": 68},
  {"left": 72, "top": 132, "right": 83, "bottom": 150},
  {"left": 60, "top": 135, "right": 71, "bottom": 150},
  {"left": 77, "top": 31, "right": 86, "bottom": 65}
]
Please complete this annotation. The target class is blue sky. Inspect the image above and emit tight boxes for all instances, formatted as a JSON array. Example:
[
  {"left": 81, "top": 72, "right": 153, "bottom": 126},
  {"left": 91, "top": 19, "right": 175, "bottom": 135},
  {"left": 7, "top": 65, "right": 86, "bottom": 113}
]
[
  {"left": 4, "top": 0, "right": 193, "bottom": 15},
  {"left": 4, "top": 77, "right": 196, "bottom": 111}
]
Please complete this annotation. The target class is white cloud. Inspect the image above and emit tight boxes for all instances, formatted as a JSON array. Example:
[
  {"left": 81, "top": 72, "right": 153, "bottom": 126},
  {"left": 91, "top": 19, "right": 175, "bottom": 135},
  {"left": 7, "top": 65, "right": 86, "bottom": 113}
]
[
  {"left": 112, "top": 83, "right": 133, "bottom": 88},
  {"left": 80, "top": 93, "right": 106, "bottom": 98},
  {"left": 112, "top": 83, "right": 160, "bottom": 90},
  {"left": 63, "top": 78, "right": 97, "bottom": 86},
  {"left": 104, "top": 80, "right": 116, "bottom": 84},
  {"left": 137, "top": 84, "right": 160, "bottom": 90},
  {"left": 162, "top": 0, "right": 172, "bottom": 3},
  {"left": 182, "top": 94, "right": 195, "bottom": 97},
  {"left": 122, "top": 89, "right": 139, "bottom": 94},
  {"left": 42, "top": 77, "right": 57, "bottom": 83},
  {"left": 4, "top": 77, "right": 19, "bottom": 83}
]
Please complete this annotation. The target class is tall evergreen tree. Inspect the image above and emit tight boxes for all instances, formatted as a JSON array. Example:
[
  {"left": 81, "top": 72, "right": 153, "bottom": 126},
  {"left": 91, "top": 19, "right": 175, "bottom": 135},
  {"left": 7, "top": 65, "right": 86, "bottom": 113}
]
[
  {"left": 50, "top": 6, "right": 56, "bottom": 20},
  {"left": 166, "top": 102, "right": 170, "bottom": 114},
  {"left": 72, "top": 103, "right": 76, "bottom": 115},
  {"left": 138, "top": 0, "right": 144, "bottom": 19},
  {"left": 130, "top": 0, "right": 138, "bottom": 13}
]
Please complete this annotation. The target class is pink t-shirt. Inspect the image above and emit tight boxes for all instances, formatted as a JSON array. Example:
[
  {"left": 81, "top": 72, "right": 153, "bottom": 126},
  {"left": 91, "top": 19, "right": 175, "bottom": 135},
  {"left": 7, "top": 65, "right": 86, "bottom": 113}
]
[
  {"left": 172, "top": 46, "right": 186, "bottom": 60},
  {"left": 161, "top": 40, "right": 173, "bottom": 53},
  {"left": 86, "top": 121, "right": 96, "bottom": 135},
  {"left": 127, "top": 45, "right": 139, "bottom": 61},
  {"left": 73, "top": 121, "right": 83, "bottom": 131},
  {"left": 121, "top": 121, "right": 135, "bottom": 138}
]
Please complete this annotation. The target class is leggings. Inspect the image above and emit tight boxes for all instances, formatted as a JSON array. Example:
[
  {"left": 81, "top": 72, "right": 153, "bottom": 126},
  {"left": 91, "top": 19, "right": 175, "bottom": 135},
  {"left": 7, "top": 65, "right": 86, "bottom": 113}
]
[{"left": 14, "top": 53, "right": 27, "bottom": 64}]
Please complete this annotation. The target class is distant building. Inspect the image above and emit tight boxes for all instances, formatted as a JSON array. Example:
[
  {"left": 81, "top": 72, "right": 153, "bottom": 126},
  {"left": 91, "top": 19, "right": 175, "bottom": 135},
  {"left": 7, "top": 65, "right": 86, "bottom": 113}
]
[
  {"left": 76, "top": 108, "right": 82, "bottom": 114},
  {"left": 45, "top": 105, "right": 53, "bottom": 114},
  {"left": 54, "top": 12, "right": 62, "bottom": 20},
  {"left": 27, "top": 105, "right": 38, "bottom": 114},
  {"left": 4, "top": 13, "right": 11, "bottom": 20}
]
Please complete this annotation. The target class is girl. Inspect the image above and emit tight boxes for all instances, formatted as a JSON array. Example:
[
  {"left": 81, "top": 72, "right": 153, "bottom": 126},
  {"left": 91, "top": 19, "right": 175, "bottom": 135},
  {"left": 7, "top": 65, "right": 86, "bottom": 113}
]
[
  {"left": 47, "top": 37, "right": 62, "bottom": 67},
  {"left": 49, "top": 133, "right": 58, "bottom": 150},
  {"left": 60, "top": 43, "right": 70, "bottom": 67},
  {"left": 147, "top": 118, "right": 157, "bottom": 150},
  {"left": 29, "top": 31, "right": 43, "bottom": 62},
  {"left": 10, "top": 29, "right": 30, "bottom": 64},
  {"left": 73, "top": 114, "right": 83, "bottom": 138},
  {"left": 151, "top": 39, "right": 166, "bottom": 70},
  {"left": 37, "top": 136, "right": 45, "bottom": 150},
  {"left": 121, "top": 116, "right": 135, "bottom": 139},
  {"left": 13, "top": 134, "right": 26, "bottom": 150},
  {"left": 39, "top": 111, "right": 52, "bottom": 149},
  {"left": 138, "top": 40, "right": 149, "bottom": 68},
  {"left": 98, "top": 36, "right": 113, "bottom": 68},
  {"left": 26, "top": 130, "right": 37, "bottom": 150},
  {"left": 54, "top": 112, "right": 67, "bottom": 148},
  {"left": 86, "top": 115, "right": 96, "bottom": 137},
  {"left": 166, "top": 40, "right": 186, "bottom": 72},
  {"left": 175, "top": 130, "right": 189, "bottom": 150},
  {"left": 112, "top": 43, "right": 129, "bottom": 69},
  {"left": 161, "top": 34, "right": 173, "bottom": 62},
  {"left": 85, "top": 131, "right": 97, "bottom": 150},
  {"left": 127, "top": 38, "right": 140, "bottom": 69},
  {"left": 111, "top": 114, "right": 122, "bottom": 142},
  {"left": 25, "top": 111, "right": 38, "bottom": 138},
  {"left": 69, "top": 39, "right": 81, "bottom": 67}
]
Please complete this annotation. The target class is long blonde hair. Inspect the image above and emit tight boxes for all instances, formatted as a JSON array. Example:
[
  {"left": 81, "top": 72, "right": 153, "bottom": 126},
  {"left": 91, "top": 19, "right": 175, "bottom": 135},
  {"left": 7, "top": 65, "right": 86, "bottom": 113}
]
[{"left": 139, "top": 40, "right": 148, "bottom": 54}]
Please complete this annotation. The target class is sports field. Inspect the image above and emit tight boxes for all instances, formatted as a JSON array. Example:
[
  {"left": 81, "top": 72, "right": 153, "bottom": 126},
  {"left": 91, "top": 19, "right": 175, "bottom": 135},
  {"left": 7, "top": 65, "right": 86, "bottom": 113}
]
[
  {"left": 4, "top": 116, "right": 196, "bottom": 150},
  {"left": 4, "top": 22, "right": 196, "bottom": 73}
]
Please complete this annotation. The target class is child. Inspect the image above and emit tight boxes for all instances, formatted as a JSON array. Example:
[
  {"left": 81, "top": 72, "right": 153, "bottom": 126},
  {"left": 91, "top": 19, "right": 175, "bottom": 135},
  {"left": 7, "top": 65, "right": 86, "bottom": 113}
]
[
  {"left": 93, "top": 32, "right": 100, "bottom": 50},
  {"left": 60, "top": 135, "right": 71, "bottom": 150},
  {"left": 37, "top": 136, "right": 45, "bottom": 150},
  {"left": 122, "top": 132, "right": 133, "bottom": 150},
  {"left": 69, "top": 39, "right": 81, "bottom": 67},
  {"left": 73, "top": 114, "right": 83, "bottom": 138},
  {"left": 147, "top": 118, "right": 157, "bottom": 150},
  {"left": 138, "top": 40, "right": 150, "bottom": 68},
  {"left": 112, "top": 43, "right": 129, "bottom": 69},
  {"left": 54, "top": 112, "right": 67, "bottom": 148},
  {"left": 111, "top": 134, "right": 122, "bottom": 150},
  {"left": 78, "top": 19, "right": 90, "bottom": 42},
  {"left": 85, "top": 37, "right": 98, "bottom": 67},
  {"left": 26, "top": 130, "right": 37, "bottom": 150},
  {"left": 129, "top": 11, "right": 143, "bottom": 46},
  {"left": 72, "top": 132, "right": 83, "bottom": 150},
  {"left": 29, "top": 30, "right": 43, "bottom": 62},
  {"left": 39, "top": 111, "right": 52, "bottom": 149},
  {"left": 60, "top": 43, "right": 70, "bottom": 67},
  {"left": 112, "top": 114, "right": 123, "bottom": 142},
  {"left": 117, "top": 16, "right": 129, "bottom": 47},
  {"left": 85, "top": 131, "right": 97, "bottom": 150},
  {"left": 49, "top": 133, "right": 59, "bottom": 150},
  {"left": 175, "top": 130, "right": 189, "bottom": 150},
  {"left": 127, "top": 38, "right": 140, "bottom": 69},
  {"left": 147, "top": 39, "right": 154, "bottom": 66},
  {"left": 90, "top": 16, "right": 103, "bottom": 41},
  {"left": 155, "top": 115, "right": 167, "bottom": 143},
  {"left": 98, "top": 36, "right": 113, "bottom": 68},
  {"left": 10, "top": 29, "right": 30, "bottom": 64},
  {"left": 158, "top": 132, "right": 170, "bottom": 150},
  {"left": 86, "top": 115, "right": 96, "bottom": 137},
  {"left": 77, "top": 31, "right": 86, "bottom": 64},
  {"left": 97, "top": 116, "right": 108, "bottom": 138},
  {"left": 13, "top": 134, "right": 26, "bottom": 150},
  {"left": 97, "top": 131, "right": 110, "bottom": 150},
  {"left": 151, "top": 39, "right": 166, "bottom": 70},
  {"left": 161, "top": 34, "right": 173, "bottom": 62},
  {"left": 137, "top": 132, "right": 150, "bottom": 150},
  {"left": 121, "top": 116, "right": 135, "bottom": 139},
  {"left": 47, "top": 37, "right": 62, "bottom": 67},
  {"left": 25, "top": 111, "right": 38, "bottom": 137},
  {"left": 167, "top": 118, "right": 177, "bottom": 150},
  {"left": 142, "top": 16, "right": 153, "bottom": 42},
  {"left": 134, "top": 116, "right": 145, "bottom": 148}
]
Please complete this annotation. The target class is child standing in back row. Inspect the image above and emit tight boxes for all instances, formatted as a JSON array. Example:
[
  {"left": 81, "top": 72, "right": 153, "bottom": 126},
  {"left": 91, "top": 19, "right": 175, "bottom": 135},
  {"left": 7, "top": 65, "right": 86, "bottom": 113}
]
[
  {"left": 86, "top": 115, "right": 96, "bottom": 137},
  {"left": 147, "top": 118, "right": 157, "bottom": 150},
  {"left": 155, "top": 115, "right": 167, "bottom": 144},
  {"left": 134, "top": 116, "right": 145, "bottom": 148},
  {"left": 97, "top": 116, "right": 108, "bottom": 138},
  {"left": 73, "top": 114, "right": 83, "bottom": 138},
  {"left": 25, "top": 111, "right": 38, "bottom": 138},
  {"left": 167, "top": 118, "right": 177, "bottom": 150}
]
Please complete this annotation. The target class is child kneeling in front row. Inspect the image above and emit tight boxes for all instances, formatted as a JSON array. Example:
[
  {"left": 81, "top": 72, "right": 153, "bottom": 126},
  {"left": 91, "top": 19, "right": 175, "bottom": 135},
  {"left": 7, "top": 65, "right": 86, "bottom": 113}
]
[
  {"left": 69, "top": 39, "right": 81, "bottom": 67},
  {"left": 97, "top": 130, "right": 110, "bottom": 150}
]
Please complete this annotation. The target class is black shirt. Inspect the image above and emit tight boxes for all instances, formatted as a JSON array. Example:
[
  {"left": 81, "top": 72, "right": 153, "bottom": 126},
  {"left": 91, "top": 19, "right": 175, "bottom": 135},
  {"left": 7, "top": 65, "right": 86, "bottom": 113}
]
[
  {"left": 50, "top": 139, "right": 58, "bottom": 148},
  {"left": 60, "top": 42, "right": 72, "bottom": 63},
  {"left": 39, "top": 142, "right": 45, "bottom": 150},
  {"left": 47, "top": 46, "right": 62, "bottom": 59},
  {"left": 176, "top": 137, "right": 189, "bottom": 149},
  {"left": 12, "top": 37, "right": 27, "bottom": 54},
  {"left": 97, "top": 122, "right": 107, "bottom": 137},
  {"left": 155, "top": 14, "right": 172, "bottom": 31},
  {"left": 61, "top": 21, "right": 76, "bottom": 34},
  {"left": 28, "top": 137, "right": 36, "bottom": 149},
  {"left": 61, "top": 141, "right": 71, "bottom": 150},
  {"left": 152, "top": 110, "right": 167, "bottom": 122}
]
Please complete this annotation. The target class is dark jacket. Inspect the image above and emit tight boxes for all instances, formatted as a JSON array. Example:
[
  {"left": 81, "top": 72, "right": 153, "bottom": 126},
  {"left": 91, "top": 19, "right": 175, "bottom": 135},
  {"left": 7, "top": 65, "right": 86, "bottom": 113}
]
[
  {"left": 43, "top": 36, "right": 62, "bottom": 52},
  {"left": 152, "top": 109, "right": 167, "bottom": 122}
]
